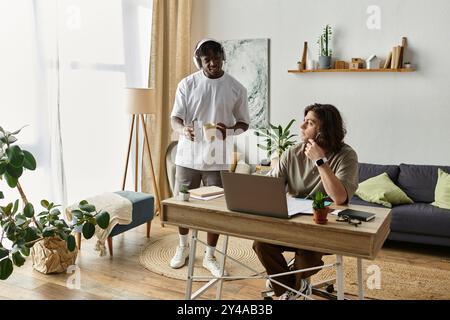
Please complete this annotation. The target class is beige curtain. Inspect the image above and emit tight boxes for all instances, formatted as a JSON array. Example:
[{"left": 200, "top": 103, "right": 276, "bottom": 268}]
[{"left": 142, "top": 0, "right": 192, "bottom": 214}]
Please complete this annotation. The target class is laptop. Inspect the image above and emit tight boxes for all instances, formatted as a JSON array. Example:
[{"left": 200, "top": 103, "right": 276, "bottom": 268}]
[{"left": 221, "top": 171, "right": 314, "bottom": 219}]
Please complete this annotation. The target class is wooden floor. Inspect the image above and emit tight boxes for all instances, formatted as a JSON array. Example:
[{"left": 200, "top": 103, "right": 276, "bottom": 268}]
[{"left": 1, "top": 221, "right": 449, "bottom": 300}]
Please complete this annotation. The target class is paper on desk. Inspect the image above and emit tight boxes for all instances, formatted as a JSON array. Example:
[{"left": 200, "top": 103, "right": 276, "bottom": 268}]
[
  {"left": 330, "top": 209, "right": 344, "bottom": 216},
  {"left": 287, "top": 197, "right": 314, "bottom": 216},
  {"left": 190, "top": 194, "right": 224, "bottom": 201},
  {"left": 287, "top": 197, "right": 335, "bottom": 217}
]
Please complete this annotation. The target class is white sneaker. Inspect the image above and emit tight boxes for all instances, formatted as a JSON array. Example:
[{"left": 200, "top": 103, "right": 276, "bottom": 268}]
[
  {"left": 202, "top": 256, "right": 229, "bottom": 277},
  {"left": 266, "top": 279, "right": 273, "bottom": 290},
  {"left": 279, "top": 291, "right": 297, "bottom": 300},
  {"left": 170, "top": 245, "right": 189, "bottom": 269}
]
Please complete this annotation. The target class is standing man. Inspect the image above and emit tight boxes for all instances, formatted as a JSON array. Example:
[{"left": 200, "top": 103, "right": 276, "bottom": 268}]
[{"left": 169, "top": 39, "right": 250, "bottom": 277}]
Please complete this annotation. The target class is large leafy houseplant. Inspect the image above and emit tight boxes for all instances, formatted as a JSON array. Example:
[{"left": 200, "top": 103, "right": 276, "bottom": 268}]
[
  {"left": 0, "top": 126, "right": 110, "bottom": 280},
  {"left": 254, "top": 119, "right": 298, "bottom": 159}
]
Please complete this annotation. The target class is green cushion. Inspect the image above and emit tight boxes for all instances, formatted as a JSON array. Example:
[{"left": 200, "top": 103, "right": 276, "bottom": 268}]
[
  {"left": 356, "top": 172, "right": 413, "bottom": 208},
  {"left": 432, "top": 168, "right": 450, "bottom": 210}
]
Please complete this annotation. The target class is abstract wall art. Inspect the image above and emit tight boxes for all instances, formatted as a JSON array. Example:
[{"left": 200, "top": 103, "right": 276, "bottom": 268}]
[{"left": 222, "top": 38, "right": 269, "bottom": 129}]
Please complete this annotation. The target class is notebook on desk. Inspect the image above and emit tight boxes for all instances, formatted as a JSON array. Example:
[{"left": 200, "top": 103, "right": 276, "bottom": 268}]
[
  {"left": 189, "top": 186, "right": 224, "bottom": 198},
  {"left": 221, "top": 171, "right": 313, "bottom": 219},
  {"left": 338, "top": 209, "right": 376, "bottom": 222}
]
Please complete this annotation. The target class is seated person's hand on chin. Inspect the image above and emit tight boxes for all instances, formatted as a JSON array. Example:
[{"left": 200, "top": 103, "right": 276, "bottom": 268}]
[{"left": 305, "top": 139, "right": 325, "bottom": 162}]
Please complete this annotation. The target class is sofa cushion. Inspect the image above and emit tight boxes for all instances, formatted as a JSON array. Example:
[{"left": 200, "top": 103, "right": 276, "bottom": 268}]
[
  {"left": 432, "top": 168, "right": 450, "bottom": 210},
  {"left": 355, "top": 173, "right": 413, "bottom": 208},
  {"left": 390, "top": 203, "right": 450, "bottom": 238},
  {"left": 349, "top": 195, "right": 386, "bottom": 208},
  {"left": 358, "top": 163, "right": 400, "bottom": 183},
  {"left": 397, "top": 164, "right": 450, "bottom": 203}
]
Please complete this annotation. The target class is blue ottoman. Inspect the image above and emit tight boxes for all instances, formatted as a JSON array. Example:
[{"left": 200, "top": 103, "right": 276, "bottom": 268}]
[{"left": 74, "top": 191, "right": 154, "bottom": 256}]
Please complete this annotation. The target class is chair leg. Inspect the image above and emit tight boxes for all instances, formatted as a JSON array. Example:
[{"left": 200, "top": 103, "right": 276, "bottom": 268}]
[
  {"left": 146, "top": 220, "right": 152, "bottom": 238},
  {"left": 107, "top": 237, "right": 113, "bottom": 256},
  {"left": 75, "top": 232, "right": 81, "bottom": 250}
]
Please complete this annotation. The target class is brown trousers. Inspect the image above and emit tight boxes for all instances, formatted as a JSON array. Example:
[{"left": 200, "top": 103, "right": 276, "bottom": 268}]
[{"left": 253, "top": 241, "right": 324, "bottom": 296}]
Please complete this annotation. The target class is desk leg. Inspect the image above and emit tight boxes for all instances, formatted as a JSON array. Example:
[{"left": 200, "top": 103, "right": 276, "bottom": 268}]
[
  {"left": 357, "top": 258, "right": 364, "bottom": 300},
  {"left": 336, "top": 255, "right": 344, "bottom": 300},
  {"left": 185, "top": 229, "right": 198, "bottom": 300},
  {"left": 215, "top": 235, "right": 229, "bottom": 300}
]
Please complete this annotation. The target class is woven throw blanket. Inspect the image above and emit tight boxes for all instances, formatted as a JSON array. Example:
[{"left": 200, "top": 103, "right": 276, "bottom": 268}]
[{"left": 65, "top": 192, "right": 132, "bottom": 256}]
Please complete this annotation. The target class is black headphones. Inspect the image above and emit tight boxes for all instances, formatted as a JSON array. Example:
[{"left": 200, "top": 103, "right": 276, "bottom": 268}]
[{"left": 193, "top": 38, "right": 226, "bottom": 70}]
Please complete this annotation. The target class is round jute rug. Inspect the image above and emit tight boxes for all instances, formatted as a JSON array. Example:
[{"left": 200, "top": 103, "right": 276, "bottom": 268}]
[
  {"left": 316, "top": 255, "right": 450, "bottom": 300},
  {"left": 139, "top": 233, "right": 265, "bottom": 281},
  {"left": 140, "top": 234, "right": 450, "bottom": 299}
]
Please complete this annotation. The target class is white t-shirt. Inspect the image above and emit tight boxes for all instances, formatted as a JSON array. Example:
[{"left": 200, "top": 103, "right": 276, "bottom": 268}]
[{"left": 171, "top": 71, "right": 250, "bottom": 171}]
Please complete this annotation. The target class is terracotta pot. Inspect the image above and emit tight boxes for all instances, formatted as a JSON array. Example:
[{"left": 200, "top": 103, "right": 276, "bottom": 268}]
[{"left": 313, "top": 207, "right": 331, "bottom": 224}]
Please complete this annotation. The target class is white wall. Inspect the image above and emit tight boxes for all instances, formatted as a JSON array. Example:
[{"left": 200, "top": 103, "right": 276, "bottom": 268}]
[{"left": 192, "top": 0, "right": 450, "bottom": 166}]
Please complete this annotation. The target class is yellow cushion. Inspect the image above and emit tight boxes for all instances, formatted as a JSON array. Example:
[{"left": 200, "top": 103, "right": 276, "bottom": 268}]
[
  {"left": 356, "top": 172, "right": 413, "bottom": 208},
  {"left": 432, "top": 168, "right": 450, "bottom": 210}
]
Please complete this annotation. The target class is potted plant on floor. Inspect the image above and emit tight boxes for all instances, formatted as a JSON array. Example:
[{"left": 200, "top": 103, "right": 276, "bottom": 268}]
[
  {"left": 0, "top": 125, "right": 110, "bottom": 280},
  {"left": 312, "top": 191, "right": 331, "bottom": 224},
  {"left": 317, "top": 24, "right": 333, "bottom": 69},
  {"left": 254, "top": 119, "right": 298, "bottom": 168}
]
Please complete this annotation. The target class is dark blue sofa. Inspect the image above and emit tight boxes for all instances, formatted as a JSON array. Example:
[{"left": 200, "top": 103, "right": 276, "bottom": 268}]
[{"left": 350, "top": 163, "right": 450, "bottom": 247}]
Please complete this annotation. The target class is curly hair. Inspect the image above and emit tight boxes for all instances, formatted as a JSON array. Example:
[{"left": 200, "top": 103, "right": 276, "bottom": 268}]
[{"left": 304, "top": 103, "right": 347, "bottom": 154}]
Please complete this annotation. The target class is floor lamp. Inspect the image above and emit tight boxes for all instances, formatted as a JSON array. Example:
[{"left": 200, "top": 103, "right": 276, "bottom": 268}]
[{"left": 122, "top": 88, "right": 161, "bottom": 216}]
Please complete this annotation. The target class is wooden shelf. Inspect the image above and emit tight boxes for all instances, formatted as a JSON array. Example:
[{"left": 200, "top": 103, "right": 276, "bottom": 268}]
[{"left": 288, "top": 68, "right": 415, "bottom": 73}]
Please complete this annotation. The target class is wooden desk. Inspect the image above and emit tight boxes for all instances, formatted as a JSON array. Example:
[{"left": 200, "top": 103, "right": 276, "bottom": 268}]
[{"left": 161, "top": 197, "right": 391, "bottom": 300}]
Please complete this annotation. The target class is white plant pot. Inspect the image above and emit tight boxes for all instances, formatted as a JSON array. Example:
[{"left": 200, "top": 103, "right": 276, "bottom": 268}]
[{"left": 178, "top": 192, "right": 190, "bottom": 201}]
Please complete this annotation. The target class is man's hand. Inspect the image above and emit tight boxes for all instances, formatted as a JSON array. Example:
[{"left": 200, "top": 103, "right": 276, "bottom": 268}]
[
  {"left": 305, "top": 139, "right": 326, "bottom": 161},
  {"left": 183, "top": 126, "right": 195, "bottom": 141},
  {"left": 216, "top": 122, "right": 228, "bottom": 140}
]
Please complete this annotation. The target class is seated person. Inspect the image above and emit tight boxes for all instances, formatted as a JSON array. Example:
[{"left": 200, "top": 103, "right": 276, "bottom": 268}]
[{"left": 253, "top": 103, "right": 358, "bottom": 300}]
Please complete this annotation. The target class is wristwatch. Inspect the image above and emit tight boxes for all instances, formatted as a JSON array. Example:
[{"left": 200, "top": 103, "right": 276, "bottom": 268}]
[{"left": 315, "top": 157, "right": 328, "bottom": 167}]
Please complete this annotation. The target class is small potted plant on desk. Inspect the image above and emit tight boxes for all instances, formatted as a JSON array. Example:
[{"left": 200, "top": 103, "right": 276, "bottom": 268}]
[
  {"left": 312, "top": 191, "right": 331, "bottom": 224},
  {"left": 178, "top": 184, "right": 190, "bottom": 201}
]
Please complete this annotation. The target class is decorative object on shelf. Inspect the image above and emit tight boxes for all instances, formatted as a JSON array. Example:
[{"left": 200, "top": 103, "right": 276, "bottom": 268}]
[
  {"left": 382, "top": 52, "right": 392, "bottom": 69},
  {"left": 297, "top": 61, "right": 302, "bottom": 70},
  {"left": 254, "top": 119, "right": 297, "bottom": 164},
  {"left": 398, "top": 37, "right": 407, "bottom": 68},
  {"left": 334, "top": 60, "right": 348, "bottom": 69},
  {"left": 300, "top": 41, "right": 308, "bottom": 71},
  {"left": 384, "top": 37, "right": 408, "bottom": 69},
  {"left": 391, "top": 46, "right": 402, "bottom": 68},
  {"left": 178, "top": 185, "right": 190, "bottom": 201},
  {"left": 366, "top": 54, "right": 381, "bottom": 69},
  {"left": 404, "top": 62, "right": 412, "bottom": 69},
  {"left": 287, "top": 68, "right": 415, "bottom": 73},
  {"left": 306, "top": 58, "right": 315, "bottom": 70},
  {"left": 317, "top": 24, "right": 332, "bottom": 69},
  {"left": 350, "top": 58, "right": 364, "bottom": 69},
  {"left": 312, "top": 191, "right": 331, "bottom": 225}
]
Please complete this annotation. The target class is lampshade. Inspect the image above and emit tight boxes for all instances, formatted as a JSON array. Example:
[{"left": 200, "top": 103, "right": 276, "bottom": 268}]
[{"left": 125, "top": 88, "right": 156, "bottom": 114}]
